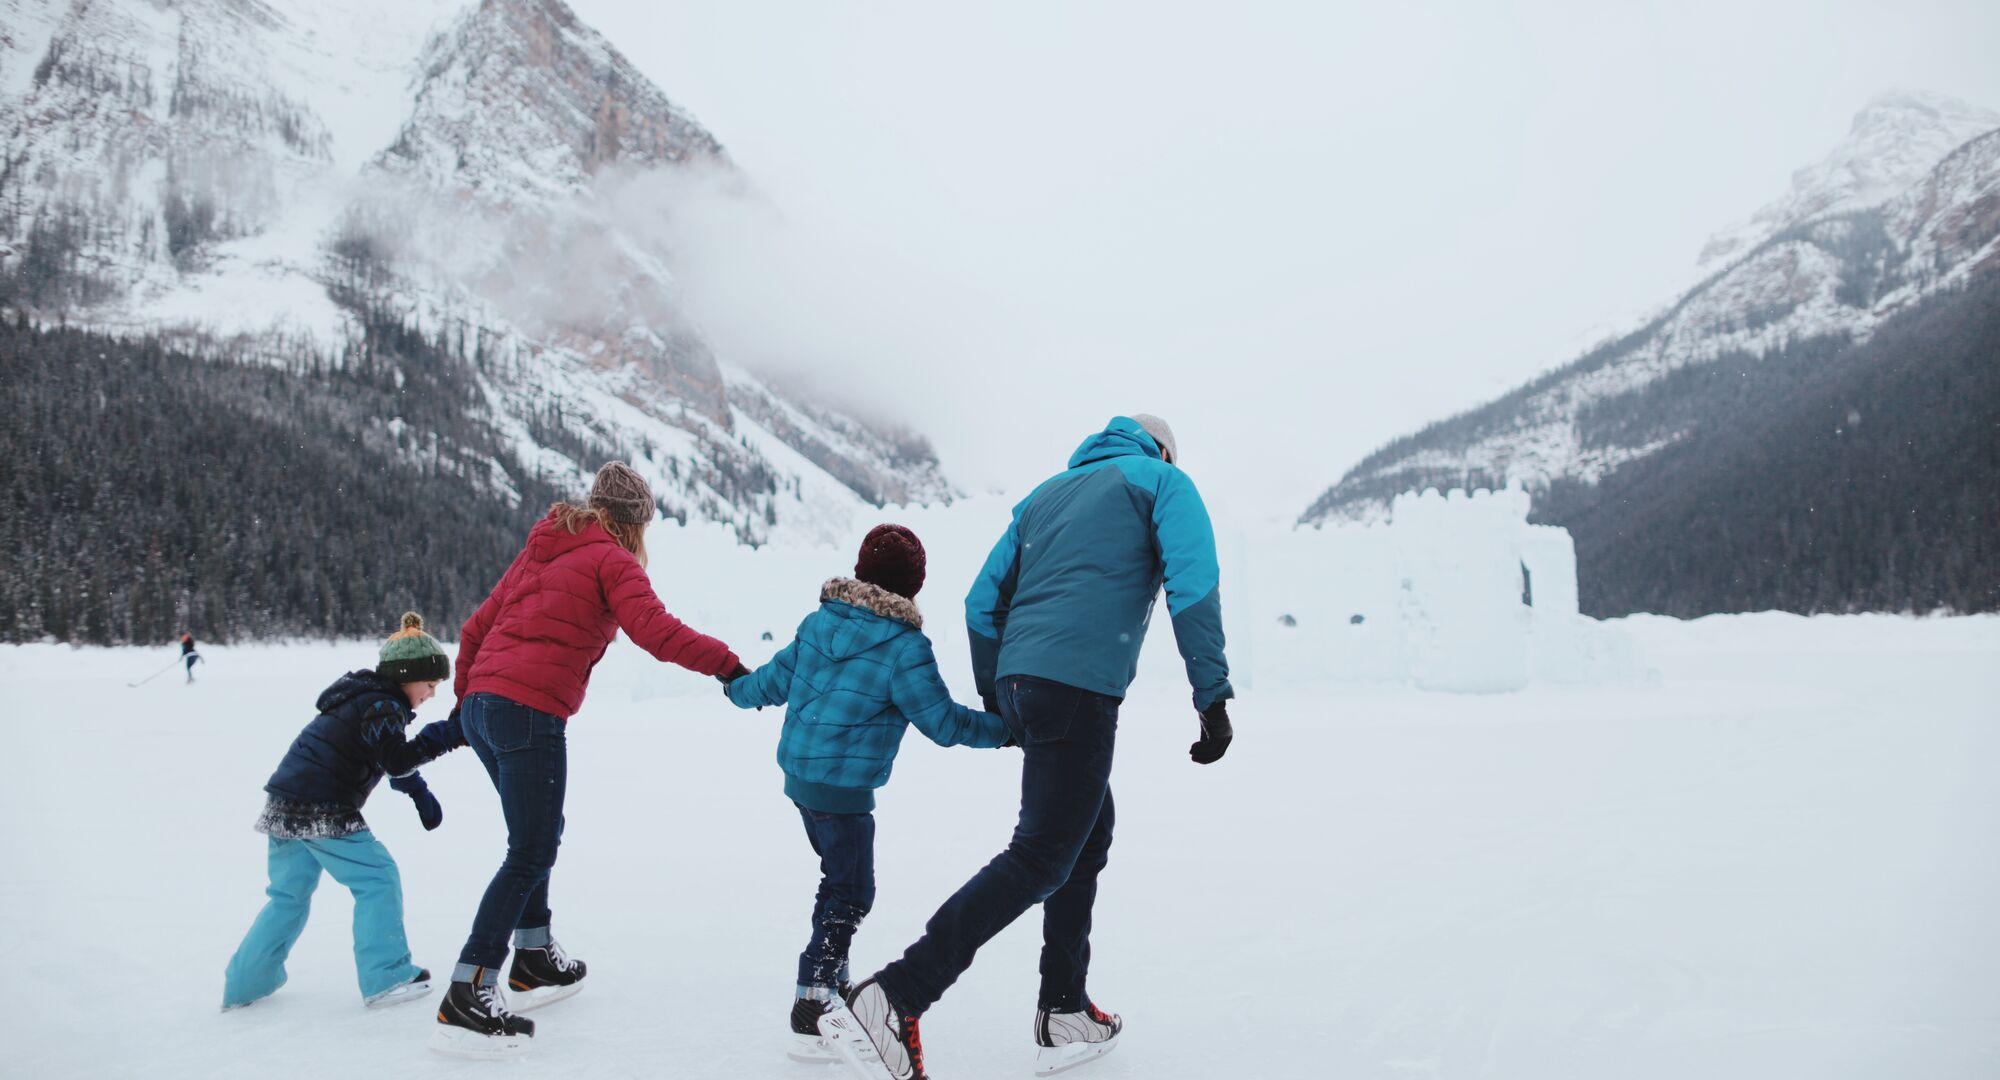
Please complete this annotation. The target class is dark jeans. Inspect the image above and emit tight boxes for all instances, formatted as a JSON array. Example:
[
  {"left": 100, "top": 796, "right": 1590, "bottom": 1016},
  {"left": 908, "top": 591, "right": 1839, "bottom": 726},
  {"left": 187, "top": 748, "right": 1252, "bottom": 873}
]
[
  {"left": 879, "top": 675, "right": 1118, "bottom": 1015},
  {"left": 796, "top": 803, "right": 877, "bottom": 991},
  {"left": 454, "top": 692, "right": 568, "bottom": 978}
]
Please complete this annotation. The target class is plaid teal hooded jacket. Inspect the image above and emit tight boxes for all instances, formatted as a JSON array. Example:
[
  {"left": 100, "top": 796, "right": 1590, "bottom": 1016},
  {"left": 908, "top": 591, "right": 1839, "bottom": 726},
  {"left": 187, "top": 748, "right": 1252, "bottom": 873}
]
[{"left": 726, "top": 577, "right": 1009, "bottom": 812}]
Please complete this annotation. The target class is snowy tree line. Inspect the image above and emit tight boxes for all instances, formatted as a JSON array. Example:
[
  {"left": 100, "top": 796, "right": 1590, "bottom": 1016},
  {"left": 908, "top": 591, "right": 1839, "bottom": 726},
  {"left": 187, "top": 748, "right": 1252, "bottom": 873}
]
[
  {"left": 1541, "top": 269, "right": 2000, "bottom": 617},
  {"left": 0, "top": 313, "right": 579, "bottom": 645}
]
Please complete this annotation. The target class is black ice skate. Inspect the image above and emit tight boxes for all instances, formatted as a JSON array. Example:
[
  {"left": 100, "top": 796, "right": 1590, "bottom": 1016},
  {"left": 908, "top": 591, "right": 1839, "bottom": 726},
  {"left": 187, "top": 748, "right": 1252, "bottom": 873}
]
[
  {"left": 429, "top": 975, "right": 534, "bottom": 1060},
  {"left": 363, "top": 967, "right": 432, "bottom": 1009},
  {"left": 506, "top": 939, "right": 587, "bottom": 1011},
  {"left": 1033, "top": 1000, "right": 1122, "bottom": 1076},
  {"left": 819, "top": 977, "right": 927, "bottom": 1080},
  {"left": 788, "top": 983, "right": 854, "bottom": 1064}
]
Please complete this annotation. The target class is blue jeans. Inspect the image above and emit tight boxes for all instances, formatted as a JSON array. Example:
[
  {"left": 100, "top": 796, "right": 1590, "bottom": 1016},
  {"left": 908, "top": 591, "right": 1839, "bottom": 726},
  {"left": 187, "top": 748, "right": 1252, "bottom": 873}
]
[
  {"left": 880, "top": 675, "right": 1118, "bottom": 1015},
  {"left": 454, "top": 692, "right": 568, "bottom": 981},
  {"left": 796, "top": 803, "right": 876, "bottom": 992},
  {"left": 222, "top": 832, "right": 422, "bottom": 1005}
]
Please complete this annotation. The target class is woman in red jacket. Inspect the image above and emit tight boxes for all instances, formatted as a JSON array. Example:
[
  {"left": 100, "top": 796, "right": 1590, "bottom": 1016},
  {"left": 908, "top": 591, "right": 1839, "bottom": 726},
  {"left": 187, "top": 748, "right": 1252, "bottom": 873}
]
[{"left": 431, "top": 462, "right": 744, "bottom": 1058}]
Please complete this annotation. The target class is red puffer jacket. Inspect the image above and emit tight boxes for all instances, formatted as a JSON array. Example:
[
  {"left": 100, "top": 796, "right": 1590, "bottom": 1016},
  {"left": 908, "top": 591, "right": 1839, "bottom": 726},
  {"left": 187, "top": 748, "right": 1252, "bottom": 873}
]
[{"left": 454, "top": 511, "right": 739, "bottom": 719}]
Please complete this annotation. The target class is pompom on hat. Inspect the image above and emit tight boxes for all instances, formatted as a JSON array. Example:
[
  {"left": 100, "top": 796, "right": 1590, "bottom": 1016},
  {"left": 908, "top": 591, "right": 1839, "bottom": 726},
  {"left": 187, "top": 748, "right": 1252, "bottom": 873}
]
[{"left": 377, "top": 611, "right": 450, "bottom": 683}]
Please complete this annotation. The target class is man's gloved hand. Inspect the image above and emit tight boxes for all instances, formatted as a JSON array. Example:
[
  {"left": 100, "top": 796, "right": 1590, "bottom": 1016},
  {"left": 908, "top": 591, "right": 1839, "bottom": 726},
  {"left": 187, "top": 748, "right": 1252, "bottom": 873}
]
[
  {"left": 716, "top": 661, "right": 752, "bottom": 687},
  {"left": 389, "top": 774, "right": 444, "bottom": 831},
  {"left": 1190, "top": 700, "right": 1233, "bottom": 765}
]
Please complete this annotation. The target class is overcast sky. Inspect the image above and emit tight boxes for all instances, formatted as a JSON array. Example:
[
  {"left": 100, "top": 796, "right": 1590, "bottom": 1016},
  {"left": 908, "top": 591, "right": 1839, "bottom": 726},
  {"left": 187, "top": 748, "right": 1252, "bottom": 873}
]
[{"left": 569, "top": 0, "right": 2000, "bottom": 520}]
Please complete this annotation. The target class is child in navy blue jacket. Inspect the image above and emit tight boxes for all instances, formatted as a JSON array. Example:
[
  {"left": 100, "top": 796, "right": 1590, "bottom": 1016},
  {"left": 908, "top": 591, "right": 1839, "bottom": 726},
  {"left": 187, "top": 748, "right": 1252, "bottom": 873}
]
[
  {"left": 222, "top": 613, "right": 467, "bottom": 1011},
  {"left": 722, "top": 525, "right": 1009, "bottom": 1062}
]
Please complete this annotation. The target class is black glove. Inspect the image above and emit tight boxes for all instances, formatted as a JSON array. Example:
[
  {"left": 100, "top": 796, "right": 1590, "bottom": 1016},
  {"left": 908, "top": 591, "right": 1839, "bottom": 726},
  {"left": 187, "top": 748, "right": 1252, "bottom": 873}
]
[
  {"left": 1190, "top": 700, "right": 1232, "bottom": 765},
  {"left": 981, "top": 692, "right": 1001, "bottom": 716},
  {"left": 389, "top": 774, "right": 444, "bottom": 831},
  {"left": 716, "top": 661, "right": 752, "bottom": 687}
]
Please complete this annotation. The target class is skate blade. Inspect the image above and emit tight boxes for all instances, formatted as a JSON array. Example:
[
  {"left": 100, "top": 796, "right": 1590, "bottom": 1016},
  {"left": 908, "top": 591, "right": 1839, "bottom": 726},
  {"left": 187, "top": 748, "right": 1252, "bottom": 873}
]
[
  {"left": 506, "top": 980, "right": 583, "bottom": 1012},
  {"left": 1035, "top": 1034, "right": 1119, "bottom": 1076},
  {"left": 428, "top": 1023, "right": 531, "bottom": 1060},
  {"left": 364, "top": 978, "right": 433, "bottom": 1009},
  {"left": 817, "top": 1002, "right": 893, "bottom": 1080},
  {"left": 786, "top": 1031, "right": 842, "bottom": 1064}
]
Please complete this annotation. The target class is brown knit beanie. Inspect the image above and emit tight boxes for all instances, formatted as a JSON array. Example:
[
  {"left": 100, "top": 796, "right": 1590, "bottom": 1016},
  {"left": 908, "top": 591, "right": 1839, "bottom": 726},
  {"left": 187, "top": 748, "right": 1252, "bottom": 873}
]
[
  {"left": 589, "top": 461, "right": 655, "bottom": 524},
  {"left": 855, "top": 524, "right": 927, "bottom": 599}
]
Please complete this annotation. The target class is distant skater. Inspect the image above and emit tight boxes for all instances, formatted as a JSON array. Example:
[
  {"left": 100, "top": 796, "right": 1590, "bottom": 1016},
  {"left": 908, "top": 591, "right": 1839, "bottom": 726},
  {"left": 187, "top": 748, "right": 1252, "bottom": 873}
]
[{"left": 181, "top": 632, "right": 201, "bottom": 683}]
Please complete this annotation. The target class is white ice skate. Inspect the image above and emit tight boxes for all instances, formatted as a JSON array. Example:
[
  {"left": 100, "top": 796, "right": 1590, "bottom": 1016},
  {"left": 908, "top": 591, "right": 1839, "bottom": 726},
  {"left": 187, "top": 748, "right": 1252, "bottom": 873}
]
[
  {"left": 1033, "top": 1001, "right": 1121, "bottom": 1076},
  {"left": 819, "top": 977, "right": 921, "bottom": 1080}
]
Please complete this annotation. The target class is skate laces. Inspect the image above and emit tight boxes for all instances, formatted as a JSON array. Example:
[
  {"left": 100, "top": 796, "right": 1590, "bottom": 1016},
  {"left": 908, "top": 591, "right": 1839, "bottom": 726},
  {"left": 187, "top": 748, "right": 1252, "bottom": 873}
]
[
  {"left": 901, "top": 1011, "right": 926, "bottom": 1076},
  {"left": 476, "top": 982, "right": 514, "bottom": 1017},
  {"left": 547, "top": 939, "right": 576, "bottom": 973}
]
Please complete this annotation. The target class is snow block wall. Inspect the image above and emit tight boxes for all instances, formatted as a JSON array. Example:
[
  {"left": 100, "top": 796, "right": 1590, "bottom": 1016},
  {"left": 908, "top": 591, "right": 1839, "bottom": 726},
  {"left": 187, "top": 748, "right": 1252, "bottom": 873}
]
[{"left": 1254, "top": 487, "right": 1642, "bottom": 692}]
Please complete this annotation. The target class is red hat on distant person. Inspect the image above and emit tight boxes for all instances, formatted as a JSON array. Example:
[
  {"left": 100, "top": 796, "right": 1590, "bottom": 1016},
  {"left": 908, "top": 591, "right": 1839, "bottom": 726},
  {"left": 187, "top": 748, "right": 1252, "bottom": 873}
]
[{"left": 855, "top": 524, "right": 926, "bottom": 599}]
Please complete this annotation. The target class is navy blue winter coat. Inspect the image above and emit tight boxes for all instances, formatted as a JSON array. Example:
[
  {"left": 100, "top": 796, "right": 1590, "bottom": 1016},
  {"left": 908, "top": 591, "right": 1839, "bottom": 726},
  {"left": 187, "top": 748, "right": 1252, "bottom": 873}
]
[{"left": 261, "top": 671, "right": 452, "bottom": 829}]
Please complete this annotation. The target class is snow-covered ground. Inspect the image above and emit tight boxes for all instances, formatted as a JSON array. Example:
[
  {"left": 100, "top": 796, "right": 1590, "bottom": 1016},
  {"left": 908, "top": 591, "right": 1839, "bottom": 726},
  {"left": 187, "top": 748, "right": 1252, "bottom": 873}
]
[{"left": 3, "top": 530, "right": 1997, "bottom": 1077}]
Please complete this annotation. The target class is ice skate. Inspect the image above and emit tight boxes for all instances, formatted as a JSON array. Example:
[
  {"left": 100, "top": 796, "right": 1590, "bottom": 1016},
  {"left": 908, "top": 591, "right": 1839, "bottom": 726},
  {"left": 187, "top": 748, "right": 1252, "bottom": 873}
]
[
  {"left": 363, "top": 967, "right": 432, "bottom": 1009},
  {"left": 819, "top": 977, "right": 926, "bottom": 1080},
  {"left": 506, "top": 939, "right": 586, "bottom": 1011},
  {"left": 1033, "top": 1001, "right": 1121, "bottom": 1076},
  {"left": 429, "top": 976, "right": 533, "bottom": 1059}
]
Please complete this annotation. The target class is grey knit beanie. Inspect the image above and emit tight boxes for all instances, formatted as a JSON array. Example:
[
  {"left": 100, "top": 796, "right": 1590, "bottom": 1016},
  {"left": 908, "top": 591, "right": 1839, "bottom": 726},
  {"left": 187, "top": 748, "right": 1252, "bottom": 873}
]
[
  {"left": 589, "top": 461, "right": 655, "bottom": 524},
  {"left": 1131, "top": 414, "right": 1178, "bottom": 464}
]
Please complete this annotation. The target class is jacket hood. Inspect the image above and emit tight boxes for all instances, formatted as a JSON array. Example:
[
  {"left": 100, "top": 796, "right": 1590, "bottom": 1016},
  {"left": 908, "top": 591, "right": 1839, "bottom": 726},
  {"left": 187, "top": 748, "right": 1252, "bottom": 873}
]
[
  {"left": 526, "top": 510, "right": 619, "bottom": 563},
  {"left": 316, "top": 669, "right": 401, "bottom": 715},
  {"left": 809, "top": 577, "right": 921, "bottom": 660},
  {"left": 1068, "top": 416, "right": 1166, "bottom": 470}
]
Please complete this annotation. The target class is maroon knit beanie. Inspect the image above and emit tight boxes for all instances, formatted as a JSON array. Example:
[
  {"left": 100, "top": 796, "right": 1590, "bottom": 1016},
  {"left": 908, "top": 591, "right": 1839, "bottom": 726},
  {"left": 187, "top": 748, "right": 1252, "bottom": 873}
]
[{"left": 855, "top": 524, "right": 926, "bottom": 599}]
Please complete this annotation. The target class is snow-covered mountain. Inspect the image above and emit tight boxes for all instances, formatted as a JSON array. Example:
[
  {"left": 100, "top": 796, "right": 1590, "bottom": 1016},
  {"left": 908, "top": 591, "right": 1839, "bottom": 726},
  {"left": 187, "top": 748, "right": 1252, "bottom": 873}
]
[
  {"left": 1301, "top": 91, "right": 2000, "bottom": 526},
  {"left": 0, "top": 0, "right": 950, "bottom": 544}
]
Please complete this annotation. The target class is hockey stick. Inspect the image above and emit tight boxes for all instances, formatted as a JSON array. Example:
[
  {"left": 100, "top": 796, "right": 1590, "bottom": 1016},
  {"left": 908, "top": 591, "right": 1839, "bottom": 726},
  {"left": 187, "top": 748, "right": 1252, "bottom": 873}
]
[{"left": 128, "top": 656, "right": 187, "bottom": 687}]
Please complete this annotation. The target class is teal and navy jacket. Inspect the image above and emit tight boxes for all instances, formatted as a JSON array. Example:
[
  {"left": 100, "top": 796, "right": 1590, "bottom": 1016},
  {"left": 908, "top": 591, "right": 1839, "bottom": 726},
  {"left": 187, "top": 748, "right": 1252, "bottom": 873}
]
[
  {"left": 968, "top": 416, "right": 1233, "bottom": 710},
  {"left": 726, "top": 577, "right": 1010, "bottom": 813}
]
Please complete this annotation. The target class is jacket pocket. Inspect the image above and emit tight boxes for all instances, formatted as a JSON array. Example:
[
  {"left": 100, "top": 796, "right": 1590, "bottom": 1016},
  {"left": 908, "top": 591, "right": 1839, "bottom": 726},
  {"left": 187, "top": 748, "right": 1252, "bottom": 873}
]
[{"left": 1004, "top": 676, "right": 1084, "bottom": 745}]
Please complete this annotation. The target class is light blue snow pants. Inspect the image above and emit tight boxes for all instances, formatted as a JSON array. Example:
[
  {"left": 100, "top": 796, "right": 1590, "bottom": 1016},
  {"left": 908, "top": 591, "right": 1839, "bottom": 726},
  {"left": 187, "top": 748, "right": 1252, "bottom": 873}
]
[{"left": 222, "top": 831, "right": 422, "bottom": 1007}]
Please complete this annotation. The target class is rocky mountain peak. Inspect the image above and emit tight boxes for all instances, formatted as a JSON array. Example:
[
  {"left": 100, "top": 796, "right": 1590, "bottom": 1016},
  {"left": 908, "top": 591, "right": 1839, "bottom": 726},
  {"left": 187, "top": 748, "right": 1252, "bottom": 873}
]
[
  {"left": 381, "top": 0, "right": 729, "bottom": 201},
  {"left": 1698, "top": 89, "right": 2000, "bottom": 268}
]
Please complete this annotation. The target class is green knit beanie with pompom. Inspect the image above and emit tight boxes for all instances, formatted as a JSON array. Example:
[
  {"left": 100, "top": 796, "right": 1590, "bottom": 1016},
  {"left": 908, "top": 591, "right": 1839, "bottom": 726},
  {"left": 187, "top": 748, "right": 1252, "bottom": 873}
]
[{"left": 377, "top": 611, "right": 450, "bottom": 683}]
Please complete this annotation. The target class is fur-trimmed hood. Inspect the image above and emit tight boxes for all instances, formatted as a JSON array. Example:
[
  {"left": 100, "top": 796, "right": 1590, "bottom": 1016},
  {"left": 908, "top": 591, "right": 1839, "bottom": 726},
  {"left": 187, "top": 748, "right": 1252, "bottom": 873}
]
[{"left": 820, "top": 577, "right": 923, "bottom": 629}]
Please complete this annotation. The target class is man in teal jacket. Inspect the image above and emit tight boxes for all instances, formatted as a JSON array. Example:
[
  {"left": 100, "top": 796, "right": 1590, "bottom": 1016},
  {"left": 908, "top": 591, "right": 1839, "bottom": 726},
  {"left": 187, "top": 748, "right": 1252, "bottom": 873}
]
[{"left": 823, "top": 415, "right": 1235, "bottom": 1080}]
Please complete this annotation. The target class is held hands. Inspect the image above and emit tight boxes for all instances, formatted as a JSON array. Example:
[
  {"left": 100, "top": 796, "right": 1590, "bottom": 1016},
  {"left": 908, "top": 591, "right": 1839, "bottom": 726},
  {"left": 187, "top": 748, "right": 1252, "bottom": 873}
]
[
  {"left": 1190, "top": 700, "right": 1233, "bottom": 765},
  {"left": 717, "top": 662, "right": 759, "bottom": 710},
  {"left": 979, "top": 693, "right": 1017, "bottom": 748},
  {"left": 388, "top": 774, "right": 444, "bottom": 831},
  {"left": 418, "top": 711, "right": 464, "bottom": 753}
]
